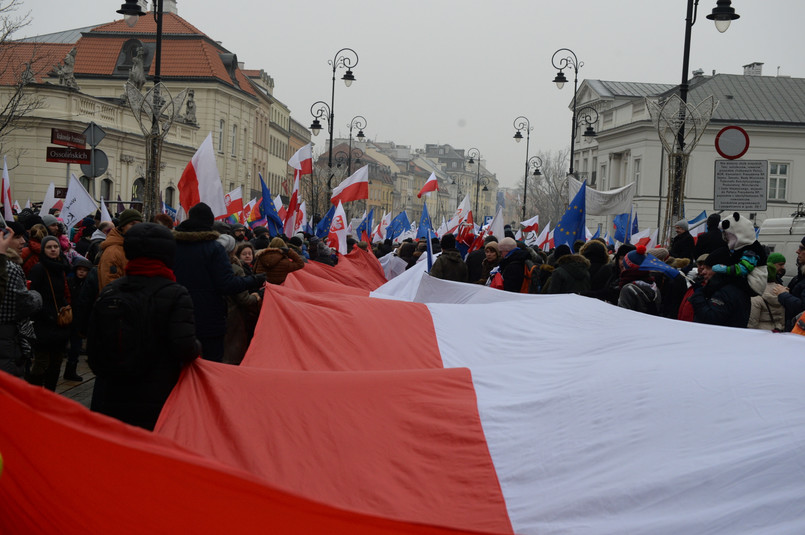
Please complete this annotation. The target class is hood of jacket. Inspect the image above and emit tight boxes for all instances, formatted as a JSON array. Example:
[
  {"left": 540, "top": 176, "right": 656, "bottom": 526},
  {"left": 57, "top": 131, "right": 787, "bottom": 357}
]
[
  {"left": 100, "top": 227, "right": 124, "bottom": 250},
  {"left": 173, "top": 229, "right": 220, "bottom": 243},
  {"left": 556, "top": 253, "right": 591, "bottom": 280},
  {"left": 439, "top": 248, "right": 464, "bottom": 264},
  {"left": 90, "top": 228, "right": 107, "bottom": 241}
]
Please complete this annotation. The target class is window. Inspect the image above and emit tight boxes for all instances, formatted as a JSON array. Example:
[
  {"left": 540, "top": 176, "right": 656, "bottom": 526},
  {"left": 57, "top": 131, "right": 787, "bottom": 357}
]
[
  {"left": 218, "top": 119, "right": 225, "bottom": 152},
  {"left": 100, "top": 178, "right": 113, "bottom": 201},
  {"left": 231, "top": 124, "right": 237, "bottom": 156},
  {"left": 769, "top": 162, "right": 788, "bottom": 200},
  {"left": 633, "top": 158, "right": 641, "bottom": 183},
  {"left": 165, "top": 186, "right": 175, "bottom": 207},
  {"left": 79, "top": 176, "right": 93, "bottom": 196},
  {"left": 243, "top": 127, "right": 248, "bottom": 159}
]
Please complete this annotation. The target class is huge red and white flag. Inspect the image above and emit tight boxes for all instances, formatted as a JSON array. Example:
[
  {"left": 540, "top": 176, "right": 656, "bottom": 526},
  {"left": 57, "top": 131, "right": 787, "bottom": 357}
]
[
  {"left": 178, "top": 133, "right": 226, "bottom": 217},
  {"left": 1, "top": 156, "right": 13, "bottom": 220},
  {"left": 331, "top": 165, "right": 369, "bottom": 205},
  {"left": 417, "top": 172, "right": 439, "bottom": 198},
  {"left": 288, "top": 143, "right": 313, "bottom": 176},
  {"left": 284, "top": 175, "right": 300, "bottom": 236},
  {"left": 224, "top": 186, "right": 243, "bottom": 217},
  {"left": 327, "top": 201, "right": 349, "bottom": 254}
]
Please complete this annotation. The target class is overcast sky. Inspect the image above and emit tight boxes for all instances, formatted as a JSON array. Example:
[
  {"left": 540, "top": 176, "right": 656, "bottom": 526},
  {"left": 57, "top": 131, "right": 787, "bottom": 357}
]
[{"left": 21, "top": 1, "right": 805, "bottom": 188}]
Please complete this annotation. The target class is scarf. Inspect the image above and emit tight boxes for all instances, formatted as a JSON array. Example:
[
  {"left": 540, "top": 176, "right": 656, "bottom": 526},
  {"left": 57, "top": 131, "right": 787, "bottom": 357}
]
[{"left": 125, "top": 257, "right": 176, "bottom": 281}]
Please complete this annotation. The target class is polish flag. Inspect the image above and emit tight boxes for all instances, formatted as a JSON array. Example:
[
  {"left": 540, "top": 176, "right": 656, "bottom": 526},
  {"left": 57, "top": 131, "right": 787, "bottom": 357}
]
[
  {"left": 331, "top": 165, "right": 369, "bottom": 205},
  {"left": 12, "top": 200, "right": 20, "bottom": 213},
  {"left": 535, "top": 221, "right": 552, "bottom": 251},
  {"left": 293, "top": 201, "right": 307, "bottom": 235},
  {"left": 284, "top": 175, "right": 300, "bottom": 236},
  {"left": 178, "top": 133, "right": 227, "bottom": 217},
  {"left": 288, "top": 143, "right": 313, "bottom": 177},
  {"left": 273, "top": 194, "right": 286, "bottom": 222},
  {"left": 520, "top": 214, "right": 539, "bottom": 235},
  {"left": 224, "top": 186, "right": 244, "bottom": 217},
  {"left": 1, "top": 157, "right": 12, "bottom": 220},
  {"left": 416, "top": 172, "right": 439, "bottom": 198},
  {"left": 373, "top": 211, "right": 391, "bottom": 243},
  {"left": 327, "top": 201, "right": 348, "bottom": 254},
  {"left": 446, "top": 194, "right": 471, "bottom": 234},
  {"left": 4, "top": 258, "right": 805, "bottom": 534}
]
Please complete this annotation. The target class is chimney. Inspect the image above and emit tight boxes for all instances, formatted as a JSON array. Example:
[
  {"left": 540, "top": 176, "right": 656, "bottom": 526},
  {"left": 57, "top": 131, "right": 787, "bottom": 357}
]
[
  {"left": 742, "top": 62, "right": 763, "bottom": 76},
  {"left": 162, "top": 0, "right": 178, "bottom": 14}
]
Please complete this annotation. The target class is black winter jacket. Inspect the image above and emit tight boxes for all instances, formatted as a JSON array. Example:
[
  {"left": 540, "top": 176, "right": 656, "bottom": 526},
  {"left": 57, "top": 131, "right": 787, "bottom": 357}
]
[
  {"left": 542, "top": 254, "right": 591, "bottom": 295},
  {"left": 430, "top": 248, "right": 469, "bottom": 282},
  {"left": 89, "top": 275, "right": 199, "bottom": 430},
  {"left": 173, "top": 230, "right": 262, "bottom": 337},
  {"left": 498, "top": 248, "right": 530, "bottom": 293},
  {"left": 688, "top": 274, "right": 751, "bottom": 328}
]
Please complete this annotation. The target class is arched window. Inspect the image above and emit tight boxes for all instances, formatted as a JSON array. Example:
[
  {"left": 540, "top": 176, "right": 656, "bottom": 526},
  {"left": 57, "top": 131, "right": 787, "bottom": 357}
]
[
  {"left": 100, "top": 178, "right": 113, "bottom": 201},
  {"left": 165, "top": 186, "right": 175, "bottom": 207},
  {"left": 132, "top": 177, "right": 145, "bottom": 201}
]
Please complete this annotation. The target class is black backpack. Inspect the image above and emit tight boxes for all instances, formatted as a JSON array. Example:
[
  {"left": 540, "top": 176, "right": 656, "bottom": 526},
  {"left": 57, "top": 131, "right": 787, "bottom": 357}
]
[{"left": 87, "top": 277, "right": 173, "bottom": 379}]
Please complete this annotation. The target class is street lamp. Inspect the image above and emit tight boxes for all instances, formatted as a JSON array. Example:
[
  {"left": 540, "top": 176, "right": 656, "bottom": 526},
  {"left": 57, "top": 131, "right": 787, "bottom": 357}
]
[
  {"left": 664, "top": 0, "right": 739, "bottom": 236},
  {"left": 347, "top": 115, "right": 367, "bottom": 175},
  {"left": 577, "top": 106, "right": 599, "bottom": 141},
  {"left": 309, "top": 48, "right": 359, "bottom": 197},
  {"left": 467, "top": 148, "right": 488, "bottom": 218},
  {"left": 116, "top": 0, "right": 172, "bottom": 221},
  {"left": 334, "top": 148, "right": 363, "bottom": 173},
  {"left": 551, "top": 48, "right": 582, "bottom": 176},
  {"left": 513, "top": 116, "right": 533, "bottom": 220}
]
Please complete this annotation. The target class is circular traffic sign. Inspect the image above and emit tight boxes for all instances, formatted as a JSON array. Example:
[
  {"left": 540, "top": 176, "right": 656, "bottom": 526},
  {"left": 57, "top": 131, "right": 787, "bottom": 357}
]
[
  {"left": 80, "top": 149, "right": 108, "bottom": 178},
  {"left": 715, "top": 126, "right": 749, "bottom": 160}
]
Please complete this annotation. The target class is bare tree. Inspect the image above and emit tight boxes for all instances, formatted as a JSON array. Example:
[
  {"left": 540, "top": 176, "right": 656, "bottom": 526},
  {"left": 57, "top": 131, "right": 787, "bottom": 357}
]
[
  {"left": 520, "top": 149, "right": 570, "bottom": 225},
  {"left": 0, "top": 0, "right": 45, "bottom": 163}
]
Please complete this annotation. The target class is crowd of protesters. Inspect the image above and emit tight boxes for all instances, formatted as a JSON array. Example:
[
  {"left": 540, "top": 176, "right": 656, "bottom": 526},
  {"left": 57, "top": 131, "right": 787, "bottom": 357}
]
[{"left": 2, "top": 204, "right": 804, "bottom": 430}]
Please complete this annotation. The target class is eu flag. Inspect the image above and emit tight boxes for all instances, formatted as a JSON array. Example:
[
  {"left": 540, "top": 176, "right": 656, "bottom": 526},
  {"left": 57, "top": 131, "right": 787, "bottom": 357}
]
[
  {"left": 387, "top": 211, "right": 411, "bottom": 241},
  {"left": 259, "top": 173, "right": 284, "bottom": 237},
  {"left": 613, "top": 211, "right": 639, "bottom": 243},
  {"left": 356, "top": 208, "right": 374, "bottom": 240},
  {"left": 554, "top": 181, "right": 586, "bottom": 248},
  {"left": 416, "top": 202, "right": 433, "bottom": 240},
  {"left": 315, "top": 205, "right": 336, "bottom": 239}
]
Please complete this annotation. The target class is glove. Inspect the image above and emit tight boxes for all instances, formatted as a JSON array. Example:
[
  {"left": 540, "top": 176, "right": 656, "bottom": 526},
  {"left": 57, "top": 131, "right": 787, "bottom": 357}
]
[{"left": 252, "top": 273, "right": 267, "bottom": 288}]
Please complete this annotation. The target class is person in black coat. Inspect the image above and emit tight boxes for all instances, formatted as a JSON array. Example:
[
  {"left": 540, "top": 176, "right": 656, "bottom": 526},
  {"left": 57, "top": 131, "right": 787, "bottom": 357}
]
[
  {"left": 89, "top": 223, "right": 200, "bottom": 430},
  {"left": 774, "top": 236, "right": 805, "bottom": 331},
  {"left": 496, "top": 237, "right": 530, "bottom": 292},
  {"left": 251, "top": 226, "right": 271, "bottom": 251},
  {"left": 173, "top": 203, "right": 266, "bottom": 362},
  {"left": 669, "top": 219, "right": 696, "bottom": 262},
  {"left": 465, "top": 235, "right": 497, "bottom": 283},
  {"left": 688, "top": 247, "right": 752, "bottom": 328},
  {"left": 27, "top": 236, "right": 72, "bottom": 390},
  {"left": 694, "top": 213, "right": 725, "bottom": 259}
]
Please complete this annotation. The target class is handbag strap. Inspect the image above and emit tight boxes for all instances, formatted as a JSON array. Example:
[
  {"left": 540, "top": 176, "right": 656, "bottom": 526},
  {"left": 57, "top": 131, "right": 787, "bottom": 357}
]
[
  {"left": 762, "top": 298, "right": 782, "bottom": 331},
  {"left": 45, "top": 271, "right": 59, "bottom": 310}
]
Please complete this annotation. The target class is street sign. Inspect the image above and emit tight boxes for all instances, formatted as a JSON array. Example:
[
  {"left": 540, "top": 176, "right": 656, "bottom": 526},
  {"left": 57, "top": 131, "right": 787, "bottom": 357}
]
[
  {"left": 51, "top": 128, "right": 86, "bottom": 149},
  {"left": 46, "top": 146, "right": 91, "bottom": 164},
  {"left": 713, "top": 160, "right": 767, "bottom": 211},
  {"left": 80, "top": 149, "right": 108, "bottom": 178},
  {"left": 83, "top": 122, "right": 106, "bottom": 146},
  {"left": 715, "top": 126, "right": 750, "bottom": 160}
]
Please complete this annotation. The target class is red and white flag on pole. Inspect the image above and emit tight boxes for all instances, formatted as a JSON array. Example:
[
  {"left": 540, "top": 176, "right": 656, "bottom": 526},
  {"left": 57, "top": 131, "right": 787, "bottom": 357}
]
[
  {"left": 178, "top": 133, "right": 226, "bottom": 217},
  {"left": 520, "top": 214, "right": 539, "bottom": 235},
  {"left": 288, "top": 143, "right": 313, "bottom": 177},
  {"left": 224, "top": 186, "right": 243, "bottom": 217},
  {"left": 331, "top": 165, "right": 369, "bottom": 205},
  {"left": 417, "top": 172, "right": 439, "bottom": 198},
  {"left": 1, "top": 157, "right": 13, "bottom": 220},
  {"left": 273, "top": 194, "right": 286, "bottom": 221},
  {"left": 327, "top": 201, "right": 348, "bottom": 254},
  {"left": 446, "top": 194, "right": 471, "bottom": 234},
  {"left": 536, "top": 221, "right": 552, "bottom": 251},
  {"left": 293, "top": 201, "right": 307, "bottom": 235},
  {"left": 284, "top": 175, "right": 300, "bottom": 236}
]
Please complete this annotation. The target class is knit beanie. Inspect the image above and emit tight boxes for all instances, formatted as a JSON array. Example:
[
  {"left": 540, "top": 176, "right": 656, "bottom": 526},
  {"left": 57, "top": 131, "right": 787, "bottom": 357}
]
[
  {"left": 124, "top": 222, "right": 176, "bottom": 268},
  {"left": 704, "top": 246, "right": 732, "bottom": 267},
  {"left": 484, "top": 241, "right": 500, "bottom": 254},
  {"left": 216, "top": 233, "right": 236, "bottom": 254},
  {"left": 40, "top": 235, "right": 60, "bottom": 251},
  {"left": 767, "top": 252, "right": 786, "bottom": 265},
  {"left": 674, "top": 219, "right": 689, "bottom": 231},
  {"left": 117, "top": 208, "right": 143, "bottom": 228},
  {"left": 42, "top": 214, "right": 59, "bottom": 227},
  {"left": 623, "top": 244, "right": 647, "bottom": 270},
  {"left": 648, "top": 247, "right": 670, "bottom": 262},
  {"left": 440, "top": 233, "right": 456, "bottom": 250},
  {"left": 187, "top": 203, "right": 214, "bottom": 231}
]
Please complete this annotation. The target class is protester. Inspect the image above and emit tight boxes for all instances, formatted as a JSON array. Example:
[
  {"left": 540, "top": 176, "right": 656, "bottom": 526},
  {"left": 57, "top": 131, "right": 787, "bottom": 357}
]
[
  {"left": 236, "top": 242, "right": 256, "bottom": 276},
  {"left": 27, "top": 236, "right": 72, "bottom": 390},
  {"left": 173, "top": 203, "right": 266, "bottom": 362},
  {"left": 253, "top": 236, "right": 305, "bottom": 285},
  {"left": 748, "top": 265, "right": 785, "bottom": 331},
  {"left": 88, "top": 223, "right": 200, "bottom": 430},
  {"left": 251, "top": 226, "right": 271, "bottom": 250},
  {"left": 542, "top": 249, "right": 591, "bottom": 295},
  {"left": 579, "top": 239, "right": 610, "bottom": 294},
  {"left": 86, "top": 221, "right": 113, "bottom": 264},
  {"left": 475, "top": 241, "right": 501, "bottom": 285},
  {"left": 0, "top": 225, "right": 40, "bottom": 378},
  {"left": 617, "top": 245, "right": 661, "bottom": 315},
  {"left": 466, "top": 236, "right": 497, "bottom": 283},
  {"left": 218, "top": 234, "right": 261, "bottom": 365},
  {"left": 491, "top": 237, "right": 529, "bottom": 292},
  {"left": 669, "top": 219, "right": 696, "bottom": 262},
  {"left": 20, "top": 223, "right": 48, "bottom": 276},
  {"left": 767, "top": 252, "right": 786, "bottom": 283},
  {"left": 64, "top": 257, "right": 92, "bottom": 382},
  {"left": 694, "top": 213, "right": 725, "bottom": 258},
  {"left": 773, "top": 237, "right": 805, "bottom": 331},
  {"left": 98, "top": 208, "right": 143, "bottom": 290},
  {"left": 430, "top": 234, "right": 468, "bottom": 283},
  {"left": 688, "top": 247, "right": 752, "bottom": 328}
]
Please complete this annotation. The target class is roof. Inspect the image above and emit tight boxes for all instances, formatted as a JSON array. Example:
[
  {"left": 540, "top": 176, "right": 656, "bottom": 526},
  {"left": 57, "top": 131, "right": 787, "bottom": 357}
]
[
  {"left": 0, "top": 42, "right": 73, "bottom": 84},
  {"left": 586, "top": 80, "right": 676, "bottom": 99},
  {"left": 3, "top": 13, "right": 256, "bottom": 96},
  {"left": 18, "top": 25, "right": 103, "bottom": 44},
  {"left": 688, "top": 73, "right": 805, "bottom": 125}
]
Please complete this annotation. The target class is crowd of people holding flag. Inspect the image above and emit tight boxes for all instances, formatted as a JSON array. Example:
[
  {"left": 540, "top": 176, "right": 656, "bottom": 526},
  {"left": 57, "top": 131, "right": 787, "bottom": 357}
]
[{"left": 2, "top": 131, "right": 805, "bottom": 430}]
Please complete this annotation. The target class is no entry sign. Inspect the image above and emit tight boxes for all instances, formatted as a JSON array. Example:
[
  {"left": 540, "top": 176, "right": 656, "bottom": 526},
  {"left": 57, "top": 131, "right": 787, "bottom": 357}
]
[{"left": 715, "top": 126, "right": 750, "bottom": 160}]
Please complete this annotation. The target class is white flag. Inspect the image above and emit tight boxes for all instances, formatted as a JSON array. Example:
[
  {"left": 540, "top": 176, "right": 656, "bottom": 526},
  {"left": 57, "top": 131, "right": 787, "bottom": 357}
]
[
  {"left": 1, "top": 157, "right": 13, "bottom": 220},
  {"left": 61, "top": 174, "right": 98, "bottom": 230},
  {"left": 41, "top": 182, "right": 57, "bottom": 215},
  {"left": 327, "top": 201, "right": 349, "bottom": 254},
  {"left": 568, "top": 176, "right": 635, "bottom": 216},
  {"left": 99, "top": 197, "right": 113, "bottom": 223}
]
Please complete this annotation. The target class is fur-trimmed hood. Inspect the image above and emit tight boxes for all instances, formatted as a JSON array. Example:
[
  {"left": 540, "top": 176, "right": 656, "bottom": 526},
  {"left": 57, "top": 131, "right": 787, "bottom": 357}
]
[
  {"left": 556, "top": 253, "right": 591, "bottom": 269},
  {"left": 173, "top": 229, "right": 220, "bottom": 243}
]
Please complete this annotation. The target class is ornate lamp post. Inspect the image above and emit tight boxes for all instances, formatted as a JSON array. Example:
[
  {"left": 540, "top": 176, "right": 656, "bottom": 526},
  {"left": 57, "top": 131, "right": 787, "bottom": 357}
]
[
  {"left": 467, "top": 148, "right": 488, "bottom": 218},
  {"left": 309, "top": 48, "right": 359, "bottom": 197},
  {"left": 347, "top": 115, "right": 366, "bottom": 175},
  {"left": 577, "top": 106, "right": 599, "bottom": 143},
  {"left": 513, "top": 116, "right": 533, "bottom": 220},
  {"left": 551, "top": 48, "right": 583, "bottom": 176},
  {"left": 334, "top": 148, "right": 363, "bottom": 174},
  {"left": 117, "top": 0, "right": 186, "bottom": 220}
]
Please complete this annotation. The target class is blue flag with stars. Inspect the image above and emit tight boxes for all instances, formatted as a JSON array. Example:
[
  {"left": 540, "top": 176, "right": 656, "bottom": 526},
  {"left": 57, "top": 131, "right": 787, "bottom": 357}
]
[
  {"left": 259, "top": 173, "right": 284, "bottom": 237},
  {"left": 356, "top": 208, "right": 374, "bottom": 240},
  {"left": 554, "top": 181, "right": 586, "bottom": 248},
  {"left": 315, "top": 205, "right": 336, "bottom": 239},
  {"left": 387, "top": 211, "right": 411, "bottom": 241},
  {"left": 613, "top": 211, "right": 639, "bottom": 243},
  {"left": 416, "top": 202, "right": 433, "bottom": 240}
]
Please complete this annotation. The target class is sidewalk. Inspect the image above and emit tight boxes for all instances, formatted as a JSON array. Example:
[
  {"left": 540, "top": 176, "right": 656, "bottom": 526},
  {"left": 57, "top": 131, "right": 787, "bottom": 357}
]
[{"left": 55, "top": 357, "right": 95, "bottom": 409}]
